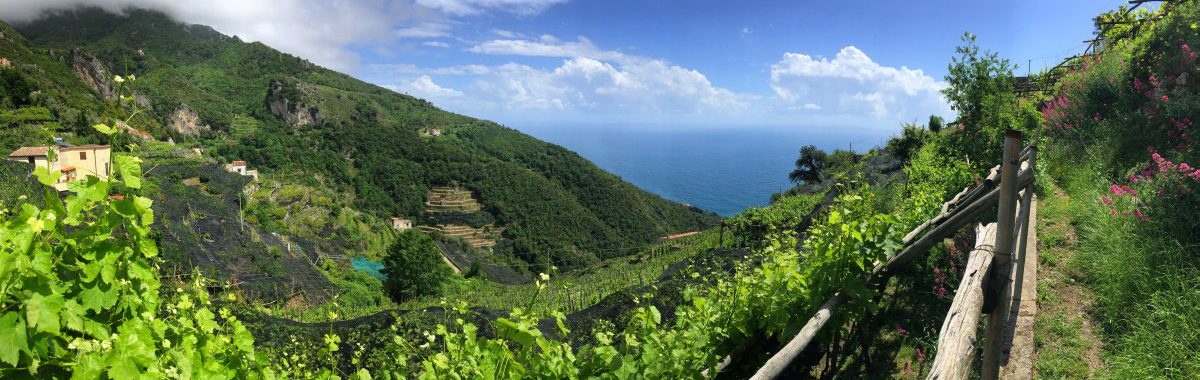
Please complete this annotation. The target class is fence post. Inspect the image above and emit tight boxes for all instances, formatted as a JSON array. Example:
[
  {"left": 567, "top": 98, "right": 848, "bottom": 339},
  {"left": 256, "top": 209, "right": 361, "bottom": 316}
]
[{"left": 982, "top": 129, "right": 1023, "bottom": 379}]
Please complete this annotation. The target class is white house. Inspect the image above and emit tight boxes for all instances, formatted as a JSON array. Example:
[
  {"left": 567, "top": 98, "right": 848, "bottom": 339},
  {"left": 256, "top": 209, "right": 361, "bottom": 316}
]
[
  {"left": 391, "top": 216, "right": 413, "bottom": 230},
  {"left": 7, "top": 144, "right": 111, "bottom": 191},
  {"left": 224, "top": 160, "right": 259, "bottom": 181}
]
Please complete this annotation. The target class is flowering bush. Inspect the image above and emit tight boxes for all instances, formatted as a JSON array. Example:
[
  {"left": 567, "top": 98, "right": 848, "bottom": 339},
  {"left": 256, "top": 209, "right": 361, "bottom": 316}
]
[{"left": 1103, "top": 152, "right": 1200, "bottom": 226}]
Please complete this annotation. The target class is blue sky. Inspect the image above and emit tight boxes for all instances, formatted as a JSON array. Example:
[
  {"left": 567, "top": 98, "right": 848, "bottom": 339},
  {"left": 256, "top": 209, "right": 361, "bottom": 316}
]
[{"left": 5, "top": 0, "right": 1134, "bottom": 131}]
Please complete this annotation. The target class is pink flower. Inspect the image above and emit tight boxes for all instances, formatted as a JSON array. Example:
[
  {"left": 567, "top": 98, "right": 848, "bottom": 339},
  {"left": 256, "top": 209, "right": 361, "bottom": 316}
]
[
  {"left": 1111, "top": 208, "right": 1118, "bottom": 216},
  {"left": 1134, "top": 209, "right": 1149, "bottom": 222},
  {"left": 1101, "top": 195, "right": 1114, "bottom": 205},
  {"left": 916, "top": 348, "right": 926, "bottom": 362},
  {"left": 1162, "top": 95, "right": 1170, "bottom": 102},
  {"left": 896, "top": 323, "right": 908, "bottom": 336}
]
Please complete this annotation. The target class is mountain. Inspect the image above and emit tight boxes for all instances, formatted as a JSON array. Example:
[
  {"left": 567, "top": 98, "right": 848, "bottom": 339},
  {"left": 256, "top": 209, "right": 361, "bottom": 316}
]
[{"left": 0, "top": 7, "right": 720, "bottom": 270}]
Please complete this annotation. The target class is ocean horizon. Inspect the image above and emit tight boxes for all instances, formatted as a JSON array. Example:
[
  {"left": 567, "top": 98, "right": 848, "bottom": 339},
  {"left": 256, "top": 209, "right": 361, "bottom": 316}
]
[{"left": 516, "top": 123, "right": 895, "bottom": 217}]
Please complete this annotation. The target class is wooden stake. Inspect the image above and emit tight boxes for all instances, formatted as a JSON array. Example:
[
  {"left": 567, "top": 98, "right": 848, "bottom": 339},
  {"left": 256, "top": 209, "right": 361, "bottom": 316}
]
[
  {"left": 982, "top": 130, "right": 1022, "bottom": 379},
  {"left": 927, "top": 223, "right": 998, "bottom": 379}
]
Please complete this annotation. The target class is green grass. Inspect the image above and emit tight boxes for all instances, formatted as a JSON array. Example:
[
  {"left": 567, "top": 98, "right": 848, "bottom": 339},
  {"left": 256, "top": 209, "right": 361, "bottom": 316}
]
[
  {"left": 1037, "top": 144, "right": 1200, "bottom": 379},
  {"left": 1034, "top": 312, "right": 1090, "bottom": 379},
  {"left": 254, "top": 231, "right": 719, "bottom": 322}
]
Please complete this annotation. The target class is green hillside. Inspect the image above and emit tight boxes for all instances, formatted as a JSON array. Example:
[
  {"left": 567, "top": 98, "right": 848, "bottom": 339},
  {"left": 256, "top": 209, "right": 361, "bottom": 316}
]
[{"left": 0, "top": 7, "right": 719, "bottom": 269}]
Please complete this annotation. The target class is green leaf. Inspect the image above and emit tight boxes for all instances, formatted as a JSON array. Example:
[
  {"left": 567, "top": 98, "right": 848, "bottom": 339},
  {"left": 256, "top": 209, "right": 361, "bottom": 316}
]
[
  {"left": 113, "top": 156, "right": 143, "bottom": 189},
  {"left": 92, "top": 123, "right": 116, "bottom": 135},
  {"left": 32, "top": 166, "right": 61, "bottom": 187},
  {"left": 25, "top": 293, "right": 64, "bottom": 334},
  {"left": 195, "top": 308, "right": 217, "bottom": 334},
  {"left": 0, "top": 312, "right": 27, "bottom": 366}
]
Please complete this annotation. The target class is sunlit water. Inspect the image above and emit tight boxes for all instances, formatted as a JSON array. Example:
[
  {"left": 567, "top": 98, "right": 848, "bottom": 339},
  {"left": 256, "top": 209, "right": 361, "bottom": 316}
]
[{"left": 516, "top": 124, "right": 889, "bottom": 217}]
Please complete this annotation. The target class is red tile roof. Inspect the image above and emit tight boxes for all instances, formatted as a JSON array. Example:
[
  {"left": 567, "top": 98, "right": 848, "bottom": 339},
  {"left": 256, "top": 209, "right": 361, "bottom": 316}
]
[
  {"left": 230, "top": 160, "right": 247, "bottom": 166},
  {"left": 60, "top": 166, "right": 76, "bottom": 172},
  {"left": 7, "top": 146, "right": 48, "bottom": 157}
]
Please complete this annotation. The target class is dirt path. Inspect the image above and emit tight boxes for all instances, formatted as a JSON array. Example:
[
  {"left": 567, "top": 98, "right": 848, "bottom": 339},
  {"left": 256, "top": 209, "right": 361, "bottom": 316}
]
[{"left": 1031, "top": 188, "right": 1104, "bottom": 378}]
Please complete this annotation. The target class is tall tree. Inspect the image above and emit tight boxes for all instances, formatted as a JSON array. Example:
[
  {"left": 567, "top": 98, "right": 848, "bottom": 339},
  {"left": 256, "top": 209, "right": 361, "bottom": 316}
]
[
  {"left": 382, "top": 230, "right": 452, "bottom": 301},
  {"left": 789, "top": 145, "right": 827, "bottom": 184},
  {"left": 942, "top": 32, "right": 1015, "bottom": 129}
]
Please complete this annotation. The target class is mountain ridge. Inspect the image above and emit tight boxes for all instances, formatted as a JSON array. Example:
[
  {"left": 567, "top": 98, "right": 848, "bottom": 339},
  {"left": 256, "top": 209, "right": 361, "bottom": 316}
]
[{"left": 0, "top": 6, "right": 720, "bottom": 269}]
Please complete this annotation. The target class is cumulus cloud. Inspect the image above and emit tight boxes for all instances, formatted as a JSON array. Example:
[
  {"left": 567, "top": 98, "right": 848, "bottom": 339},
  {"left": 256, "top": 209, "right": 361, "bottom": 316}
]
[
  {"left": 388, "top": 34, "right": 748, "bottom": 120},
  {"left": 390, "top": 75, "right": 463, "bottom": 98},
  {"left": 0, "top": 0, "right": 568, "bottom": 71},
  {"left": 421, "top": 41, "right": 451, "bottom": 48},
  {"left": 770, "top": 46, "right": 953, "bottom": 122}
]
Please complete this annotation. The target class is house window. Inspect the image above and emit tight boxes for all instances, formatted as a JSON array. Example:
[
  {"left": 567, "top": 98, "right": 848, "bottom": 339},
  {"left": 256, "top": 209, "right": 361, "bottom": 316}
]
[
  {"left": 27, "top": 157, "right": 34, "bottom": 164},
  {"left": 105, "top": 163, "right": 110, "bottom": 176},
  {"left": 79, "top": 152, "right": 87, "bottom": 160}
]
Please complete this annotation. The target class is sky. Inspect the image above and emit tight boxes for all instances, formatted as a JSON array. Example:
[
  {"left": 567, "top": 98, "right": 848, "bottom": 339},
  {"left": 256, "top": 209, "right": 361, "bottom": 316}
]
[{"left": 1, "top": 0, "right": 1133, "bottom": 132}]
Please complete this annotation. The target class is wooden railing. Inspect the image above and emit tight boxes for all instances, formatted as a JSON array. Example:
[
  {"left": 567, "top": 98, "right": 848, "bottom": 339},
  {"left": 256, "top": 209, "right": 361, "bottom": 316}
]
[{"left": 751, "top": 130, "right": 1036, "bottom": 380}]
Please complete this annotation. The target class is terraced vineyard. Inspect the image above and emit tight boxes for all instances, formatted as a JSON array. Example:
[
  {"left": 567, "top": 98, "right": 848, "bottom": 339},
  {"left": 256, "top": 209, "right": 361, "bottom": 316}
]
[
  {"left": 417, "top": 186, "right": 499, "bottom": 248},
  {"left": 403, "top": 231, "right": 720, "bottom": 314}
]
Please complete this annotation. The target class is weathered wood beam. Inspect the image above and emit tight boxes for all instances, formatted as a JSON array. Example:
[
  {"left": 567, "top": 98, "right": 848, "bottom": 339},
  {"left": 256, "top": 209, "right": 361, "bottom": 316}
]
[
  {"left": 749, "top": 292, "right": 847, "bottom": 380},
  {"left": 750, "top": 164, "right": 1034, "bottom": 380},
  {"left": 927, "top": 223, "right": 999, "bottom": 380},
  {"left": 982, "top": 130, "right": 1023, "bottom": 379}
]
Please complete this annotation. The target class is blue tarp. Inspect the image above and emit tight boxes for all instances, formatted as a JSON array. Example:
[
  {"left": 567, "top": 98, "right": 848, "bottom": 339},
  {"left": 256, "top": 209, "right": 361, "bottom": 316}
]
[{"left": 350, "top": 257, "right": 385, "bottom": 280}]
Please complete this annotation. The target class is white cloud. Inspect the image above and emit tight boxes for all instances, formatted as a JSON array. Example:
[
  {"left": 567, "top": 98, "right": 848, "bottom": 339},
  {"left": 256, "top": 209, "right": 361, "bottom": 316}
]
[
  {"left": 421, "top": 41, "right": 451, "bottom": 48},
  {"left": 388, "top": 59, "right": 747, "bottom": 121},
  {"left": 395, "top": 35, "right": 748, "bottom": 120},
  {"left": 490, "top": 28, "right": 522, "bottom": 38},
  {"left": 0, "top": 0, "right": 568, "bottom": 71},
  {"left": 469, "top": 35, "right": 625, "bottom": 61},
  {"left": 415, "top": 0, "right": 567, "bottom": 16},
  {"left": 770, "top": 46, "right": 953, "bottom": 122},
  {"left": 395, "top": 22, "right": 453, "bottom": 39},
  {"left": 368, "top": 63, "right": 491, "bottom": 76},
  {"left": 390, "top": 75, "right": 463, "bottom": 98}
]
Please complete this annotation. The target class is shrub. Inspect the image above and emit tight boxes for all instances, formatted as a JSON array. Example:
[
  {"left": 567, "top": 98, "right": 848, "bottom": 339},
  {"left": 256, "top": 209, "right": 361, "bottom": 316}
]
[
  {"left": 886, "top": 123, "right": 932, "bottom": 163},
  {"left": 381, "top": 230, "right": 452, "bottom": 301}
]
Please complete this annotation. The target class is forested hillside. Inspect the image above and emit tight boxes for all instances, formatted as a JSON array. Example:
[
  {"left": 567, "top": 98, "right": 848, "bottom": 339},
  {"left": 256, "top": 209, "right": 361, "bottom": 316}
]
[
  {"left": 0, "top": 7, "right": 718, "bottom": 270},
  {"left": 3, "top": 2, "right": 1199, "bottom": 379}
]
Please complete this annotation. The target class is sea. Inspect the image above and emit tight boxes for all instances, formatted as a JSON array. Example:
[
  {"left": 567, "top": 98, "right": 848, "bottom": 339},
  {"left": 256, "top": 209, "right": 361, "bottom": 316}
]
[{"left": 516, "top": 124, "right": 892, "bottom": 217}]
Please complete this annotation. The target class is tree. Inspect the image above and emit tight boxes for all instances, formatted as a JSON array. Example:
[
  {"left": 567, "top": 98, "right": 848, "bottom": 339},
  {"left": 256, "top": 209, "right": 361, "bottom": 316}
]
[
  {"left": 789, "top": 145, "right": 827, "bottom": 184},
  {"left": 886, "top": 123, "right": 932, "bottom": 163},
  {"left": 382, "top": 229, "right": 452, "bottom": 300},
  {"left": 928, "top": 115, "right": 944, "bottom": 132},
  {"left": 942, "top": 33, "right": 1015, "bottom": 129}
]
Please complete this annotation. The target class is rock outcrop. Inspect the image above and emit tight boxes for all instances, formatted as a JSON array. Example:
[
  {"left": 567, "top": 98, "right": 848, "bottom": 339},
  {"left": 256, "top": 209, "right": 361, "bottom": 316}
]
[
  {"left": 70, "top": 49, "right": 116, "bottom": 99},
  {"left": 267, "top": 79, "right": 319, "bottom": 127},
  {"left": 170, "top": 104, "right": 211, "bottom": 136}
]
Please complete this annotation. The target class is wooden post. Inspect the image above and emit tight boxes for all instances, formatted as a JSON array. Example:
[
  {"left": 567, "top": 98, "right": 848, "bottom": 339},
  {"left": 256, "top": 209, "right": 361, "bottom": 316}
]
[
  {"left": 750, "top": 292, "right": 847, "bottom": 380},
  {"left": 927, "top": 223, "right": 998, "bottom": 380},
  {"left": 982, "top": 130, "right": 1022, "bottom": 379},
  {"left": 719, "top": 221, "right": 726, "bottom": 248}
]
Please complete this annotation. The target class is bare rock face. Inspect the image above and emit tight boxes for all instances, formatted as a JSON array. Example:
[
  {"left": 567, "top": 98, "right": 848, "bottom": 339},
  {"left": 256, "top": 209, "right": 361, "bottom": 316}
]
[
  {"left": 171, "top": 104, "right": 211, "bottom": 136},
  {"left": 267, "top": 79, "right": 319, "bottom": 127},
  {"left": 70, "top": 49, "right": 116, "bottom": 100}
]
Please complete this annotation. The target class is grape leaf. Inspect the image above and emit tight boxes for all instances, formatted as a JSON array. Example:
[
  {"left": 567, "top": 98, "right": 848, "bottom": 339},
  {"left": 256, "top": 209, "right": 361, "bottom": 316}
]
[{"left": 0, "top": 312, "right": 26, "bottom": 365}]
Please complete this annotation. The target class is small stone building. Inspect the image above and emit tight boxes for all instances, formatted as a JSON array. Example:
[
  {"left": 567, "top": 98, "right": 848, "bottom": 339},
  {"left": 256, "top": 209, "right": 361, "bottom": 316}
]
[
  {"left": 224, "top": 160, "right": 259, "bottom": 181},
  {"left": 391, "top": 216, "right": 413, "bottom": 230}
]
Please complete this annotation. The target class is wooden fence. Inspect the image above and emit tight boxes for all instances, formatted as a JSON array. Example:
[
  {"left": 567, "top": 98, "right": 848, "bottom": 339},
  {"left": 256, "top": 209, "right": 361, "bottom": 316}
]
[{"left": 750, "top": 130, "right": 1037, "bottom": 379}]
